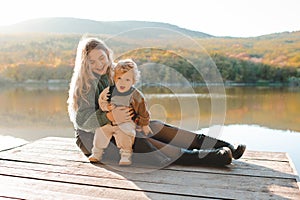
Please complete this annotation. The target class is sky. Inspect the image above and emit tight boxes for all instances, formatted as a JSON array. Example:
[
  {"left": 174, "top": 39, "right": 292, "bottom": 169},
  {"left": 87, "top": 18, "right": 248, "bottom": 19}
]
[{"left": 1, "top": 0, "right": 299, "bottom": 37}]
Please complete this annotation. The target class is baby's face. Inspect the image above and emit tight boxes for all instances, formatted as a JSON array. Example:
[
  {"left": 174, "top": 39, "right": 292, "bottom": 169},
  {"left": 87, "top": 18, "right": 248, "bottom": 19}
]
[{"left": 114, "top": 70, "right": 134, "bottom": 93}]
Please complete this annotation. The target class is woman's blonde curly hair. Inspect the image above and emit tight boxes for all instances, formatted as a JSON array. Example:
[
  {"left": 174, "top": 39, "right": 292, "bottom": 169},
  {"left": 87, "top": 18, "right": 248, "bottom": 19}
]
[{"left": 67, "top": 37, "right": 114, "bottom": 123}]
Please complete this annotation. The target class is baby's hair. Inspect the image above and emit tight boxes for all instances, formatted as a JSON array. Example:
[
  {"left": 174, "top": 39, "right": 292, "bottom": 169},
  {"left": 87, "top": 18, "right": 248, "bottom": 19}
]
[{"left": 114, "top": 59, "right": 140, "bottom": 84}]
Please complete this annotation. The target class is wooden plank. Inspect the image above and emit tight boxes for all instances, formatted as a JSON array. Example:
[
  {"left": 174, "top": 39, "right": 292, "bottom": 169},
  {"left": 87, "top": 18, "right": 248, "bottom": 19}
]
[
  {"left": 0, "top": 137, "right": 299, "bottom": 200},
  {"left": 286, "top": 153, "right": 300, "bottom": 191},
  {"left": 0, "top": 176, "right": 108, "bottom": 200},
  {"left": 6, "top": 137, "right": 292, "bottom": 167},
  {"left": 0, "top": 138, "right": 298, "bottom": 183},
  {"left": 8, "top": 137, "right": 293, "bottom": 164},
  {"left": 1, "top": 157, "right": 299, "bottom": 199},
  {"left": 1, "top": 165, "right": 294, "bottom": 200},
  {"left": 1, "top": 138, "right": 299, "bottom": 183},
  {"left": 243, "top": 151, "right": 290, "bottom": 162},
  {"left": 0, "top": 137, "right": 292, "bottom": 164},
  {"left": 0, "top": 154, "right": 293, "bottom": 177},
  {"left": 1, "top": 145, "right": 297, "bottom": 179},
  {"left": 167, "top": 160, "right": 297, "bottom": 178},
  {"left": 0, "top": 175, "right": 152, "bottom": 200}
]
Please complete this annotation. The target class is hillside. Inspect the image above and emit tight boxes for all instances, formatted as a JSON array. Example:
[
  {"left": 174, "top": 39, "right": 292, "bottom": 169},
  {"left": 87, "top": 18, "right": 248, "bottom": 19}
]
[
  {"left": 0, "top": 17, "right": 212, "bottom": 38},
  {"left": 197, "top": 31, "right": 300, "bottom": 68},
  {"left": 2, "top": 17, "right": 298, "bottom": 68},
  {"left": 0, "top": 18, "right": 299, "bottom": 85}
]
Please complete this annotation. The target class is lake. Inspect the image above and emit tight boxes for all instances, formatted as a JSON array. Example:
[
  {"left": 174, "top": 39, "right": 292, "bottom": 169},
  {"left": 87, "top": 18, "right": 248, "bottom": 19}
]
[
  {"left": 0, "top": 85, "right": 299, "bottom": 138},
  {"left": 0, "top": 85, "right": 300, "bottom": 173}
]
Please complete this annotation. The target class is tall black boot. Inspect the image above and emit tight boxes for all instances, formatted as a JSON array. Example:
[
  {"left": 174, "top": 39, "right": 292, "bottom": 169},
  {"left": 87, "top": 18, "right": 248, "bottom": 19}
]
[
  {"left": 174, "top": 147, "right": 232, "bottom": 166},
  {"left": 149, "top": 120, "right": 246, "bottom": 160},
  {"left": 194, "top": 134, "right": 246, "bottom": 160}
]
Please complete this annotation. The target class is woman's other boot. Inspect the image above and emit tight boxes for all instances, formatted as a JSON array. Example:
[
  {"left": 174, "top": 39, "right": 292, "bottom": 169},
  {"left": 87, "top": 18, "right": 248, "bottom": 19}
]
[{"left": 175, "top": 147, "right": 232, "bottom": 166}]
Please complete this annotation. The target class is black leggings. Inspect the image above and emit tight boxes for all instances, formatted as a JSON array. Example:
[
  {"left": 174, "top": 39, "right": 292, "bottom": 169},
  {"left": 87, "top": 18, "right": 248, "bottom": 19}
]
[{"left": 149, "top": 120, "right": 230, "bottom": 150}]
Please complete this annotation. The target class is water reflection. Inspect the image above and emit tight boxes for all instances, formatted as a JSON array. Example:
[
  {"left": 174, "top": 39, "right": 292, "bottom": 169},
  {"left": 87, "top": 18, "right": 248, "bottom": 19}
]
[
  {"left": 0, "top": 86, "right": 299, "bottom": 141},
  {"left": 0, "top": 86, "right": 71, "bottom": 127},
  {"left": 224, "top": 87, "right": 300, "bottom": 131}
]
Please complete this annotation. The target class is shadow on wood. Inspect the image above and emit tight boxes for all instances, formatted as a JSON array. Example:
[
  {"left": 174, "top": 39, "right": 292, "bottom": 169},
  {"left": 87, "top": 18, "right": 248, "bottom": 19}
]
[{"left": 0, "top": 137, "right": 299, "bottom": 199}]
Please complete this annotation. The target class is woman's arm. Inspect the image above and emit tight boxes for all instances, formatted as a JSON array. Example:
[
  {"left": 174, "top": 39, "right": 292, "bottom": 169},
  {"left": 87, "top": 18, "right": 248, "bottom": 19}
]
[
  {"left": 75, "top": 82, "right": 134, "bottom": 131},
  {"left": 76, "top": 102, "right": 110, "bottom": 132},
  {"left": 75, "top": 85, "right": 110, "bottom": 132}
]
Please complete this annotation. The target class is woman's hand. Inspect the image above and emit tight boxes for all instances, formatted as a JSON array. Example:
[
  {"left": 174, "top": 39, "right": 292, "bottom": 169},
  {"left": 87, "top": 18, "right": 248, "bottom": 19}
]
[
  {"left": 107, "top": 103, "right": 116, "bottom": 111},
  {"left": 106, "top": 106, "right": 134, "bottom": 124}
]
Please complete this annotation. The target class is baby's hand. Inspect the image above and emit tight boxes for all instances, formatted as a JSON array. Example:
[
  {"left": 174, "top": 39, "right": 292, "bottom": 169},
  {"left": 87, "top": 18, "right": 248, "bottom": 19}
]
[
  {"left": 107, "top": 103, "right": 116, "bottom": 111},
  {"left": 142, "top": 125, "right": 153, "bottom": 136}
]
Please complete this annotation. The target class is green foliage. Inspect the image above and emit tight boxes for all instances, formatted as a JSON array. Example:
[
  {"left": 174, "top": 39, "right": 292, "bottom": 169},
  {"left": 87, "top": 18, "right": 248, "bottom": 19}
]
[
  {"left": 0, "top": 32, "right": 299, "bottom": 85},
  {"left": 2, "top": 64, "right": 73, "bottom": 82},
  {"left": 212, "top": 54, "right": 298, "bottom": 84},
  {"left": 116, "top": 48, "right": 204, "bottom": 84},
  {"left": 197, "top": 31, "right": 300, "bottom": 68}
]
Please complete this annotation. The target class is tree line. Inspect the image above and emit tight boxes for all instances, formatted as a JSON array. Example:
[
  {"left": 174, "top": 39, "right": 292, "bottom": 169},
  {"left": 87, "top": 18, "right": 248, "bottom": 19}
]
[
  {"left": 1, "top": 51, "right": 299, "bottom": 86},
  {"left": 0, "top": 33, "right": 299, "bottom": 86}
]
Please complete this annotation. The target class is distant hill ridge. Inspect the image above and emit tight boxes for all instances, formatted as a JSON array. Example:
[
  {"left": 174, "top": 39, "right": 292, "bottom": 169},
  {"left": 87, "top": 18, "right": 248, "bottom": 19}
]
[
  {"left": 0, "top": 17, "right": 299, "bottom": 69},
  {"left": 0, "top": 17, "right": 212, "bottom": 38}
]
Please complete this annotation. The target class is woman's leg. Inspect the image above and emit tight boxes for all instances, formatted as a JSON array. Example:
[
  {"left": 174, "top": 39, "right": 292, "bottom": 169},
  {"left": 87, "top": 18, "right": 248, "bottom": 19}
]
[
  {"left": 146, "top": 137, "right": 182, "bottom": 158},
  {"left": 75, "top": 129, "right": 119, "bottom": 161},
  {"left": 147, "top": 137, "right": 232, "bottom": 166},
  {"left": 149, "top": 120, "right": 230, "bottom": 149},
  {"left": 149, "top": 120, "right": 246, "bottom": 159},
  {"left": 75, "top": 129, "right": 232, "bottom": 166},
  {"left": 75, "top": 129, "right": 94, "bottom": 156}
]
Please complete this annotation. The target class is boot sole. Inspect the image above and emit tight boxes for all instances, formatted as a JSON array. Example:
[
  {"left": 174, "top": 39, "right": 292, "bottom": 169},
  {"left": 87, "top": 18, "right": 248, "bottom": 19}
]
[
  {"left": 119, "top": 161, "right": 132, "bottom": 166},
  {"left": 88, "top": 157, "right": 100, "bottom": 163},
  {"left": 233, "top": 144, "right": 246, "bottom": 159}
]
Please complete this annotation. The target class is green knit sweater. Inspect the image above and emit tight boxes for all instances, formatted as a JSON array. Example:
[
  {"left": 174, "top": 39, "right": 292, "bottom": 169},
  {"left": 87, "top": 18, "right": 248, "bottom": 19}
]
[{"left": 75, "top": 74, "right": 110, "bottom": 132}]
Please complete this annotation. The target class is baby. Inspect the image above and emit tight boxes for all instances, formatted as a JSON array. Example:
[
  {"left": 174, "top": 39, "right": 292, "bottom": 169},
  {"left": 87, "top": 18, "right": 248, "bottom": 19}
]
[{"left": 89, "top": 59, "right": 151, "bottom": 165}]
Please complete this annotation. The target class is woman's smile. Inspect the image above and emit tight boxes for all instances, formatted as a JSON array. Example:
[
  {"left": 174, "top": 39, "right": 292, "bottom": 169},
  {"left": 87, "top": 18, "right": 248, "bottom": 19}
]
[{"left": 89, "top": 49, "right": 109, "bottom": 75}]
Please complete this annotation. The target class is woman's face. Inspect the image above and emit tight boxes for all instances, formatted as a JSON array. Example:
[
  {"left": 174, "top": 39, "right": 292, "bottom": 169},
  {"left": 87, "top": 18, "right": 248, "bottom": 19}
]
[{"left": 88, "top": 49, "right": 109, "bottom": 75}]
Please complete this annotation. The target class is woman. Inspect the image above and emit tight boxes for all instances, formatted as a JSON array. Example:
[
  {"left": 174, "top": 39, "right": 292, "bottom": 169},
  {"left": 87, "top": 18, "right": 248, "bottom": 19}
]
[{"left": 67, "top": 37, "right": 246, "bottom": 167}]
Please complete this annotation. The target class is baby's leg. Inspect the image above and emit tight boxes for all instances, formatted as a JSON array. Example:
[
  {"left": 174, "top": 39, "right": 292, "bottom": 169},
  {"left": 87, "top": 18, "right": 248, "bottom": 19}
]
[
  {"left": 89, "top": 125, "right": 113, "bottom": 162},
  {"left": 114, "top": 126, "right": 135, "bottom": 165},
  {"left": 114, "top": 129, "right": 135, "bottom": 152},
  {"left": 117, "top": 122, "right": 136, "bottom": 137}
]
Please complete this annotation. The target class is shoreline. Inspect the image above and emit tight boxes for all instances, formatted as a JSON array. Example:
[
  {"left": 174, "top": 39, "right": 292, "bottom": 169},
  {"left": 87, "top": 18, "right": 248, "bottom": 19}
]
[
  {"left": 1, "top": 81, "right": 299, "bottom": 88},
  {"left": 0, "top": 135, "right": 28, "bottom": 151}
]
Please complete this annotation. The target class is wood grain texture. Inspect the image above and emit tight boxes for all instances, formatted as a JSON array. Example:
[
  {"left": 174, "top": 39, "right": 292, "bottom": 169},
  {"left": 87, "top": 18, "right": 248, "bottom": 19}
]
[{"left": 0, "top": 137, "right": 299, "bottom": 200}]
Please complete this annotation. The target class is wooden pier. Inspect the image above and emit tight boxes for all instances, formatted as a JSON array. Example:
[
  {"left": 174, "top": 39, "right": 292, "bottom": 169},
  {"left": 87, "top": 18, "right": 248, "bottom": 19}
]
[{"left": 0, "top": 137, "right": 299, "bottom": 199}]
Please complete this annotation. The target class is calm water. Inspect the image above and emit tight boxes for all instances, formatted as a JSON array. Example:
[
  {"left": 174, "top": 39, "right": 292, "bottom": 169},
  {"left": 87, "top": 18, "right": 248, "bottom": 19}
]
[
  {"left": 0, "top": 85, "right": 299, "bottom": 141},
  {"left": 1, "top": 85, "right": 300, "bottom": 174}
]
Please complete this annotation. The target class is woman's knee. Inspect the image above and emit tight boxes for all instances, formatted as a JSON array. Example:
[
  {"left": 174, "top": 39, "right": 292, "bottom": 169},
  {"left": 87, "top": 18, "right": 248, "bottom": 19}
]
[{"left": 75, "top": 136, "right": 91, "bottom": 157}]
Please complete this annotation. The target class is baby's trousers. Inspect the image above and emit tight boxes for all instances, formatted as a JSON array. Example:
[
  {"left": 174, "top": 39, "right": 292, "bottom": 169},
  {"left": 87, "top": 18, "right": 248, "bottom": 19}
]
[{"left": 93, "top": 122, "right": 135, "bottom": 153}]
